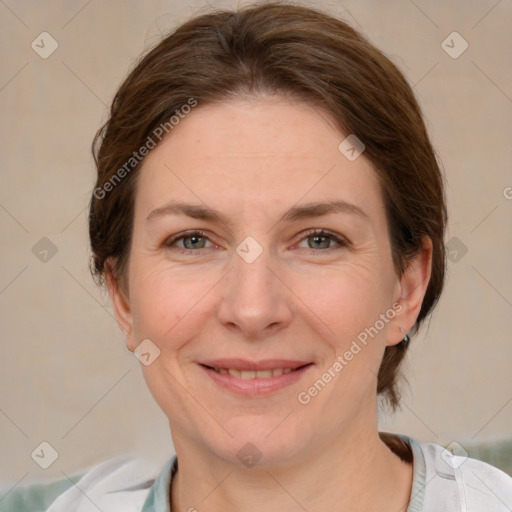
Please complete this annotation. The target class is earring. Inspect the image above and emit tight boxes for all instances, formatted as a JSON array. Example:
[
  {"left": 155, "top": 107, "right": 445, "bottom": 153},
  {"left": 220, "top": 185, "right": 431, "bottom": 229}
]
[{"left": 399, "top": 327, "right": 410, "bottom": 346}]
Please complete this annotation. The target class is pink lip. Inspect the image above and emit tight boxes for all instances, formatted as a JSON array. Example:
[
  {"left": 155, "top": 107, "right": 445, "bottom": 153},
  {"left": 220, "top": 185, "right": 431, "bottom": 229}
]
[
  {"left": 199, "top": 361, "right": 314, "bottom": 396},
  {"left": 199, "top": 358, "right": 311, "bottom": 371}
]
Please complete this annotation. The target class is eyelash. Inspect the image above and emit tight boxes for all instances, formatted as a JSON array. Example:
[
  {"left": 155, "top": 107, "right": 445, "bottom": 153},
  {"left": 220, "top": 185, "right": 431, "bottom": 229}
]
[{"left": 164, "top": 228, "right": 349, "bottom": 254}]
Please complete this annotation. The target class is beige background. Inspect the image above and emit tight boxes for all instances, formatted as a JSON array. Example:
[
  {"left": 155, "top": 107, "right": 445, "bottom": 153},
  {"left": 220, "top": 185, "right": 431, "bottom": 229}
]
[{"left": 1, "top": 0, "right": 511, "bottom": 487}]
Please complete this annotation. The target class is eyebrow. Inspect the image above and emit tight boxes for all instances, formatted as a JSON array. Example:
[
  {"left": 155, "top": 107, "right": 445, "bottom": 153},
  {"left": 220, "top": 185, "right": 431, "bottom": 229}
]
[{"left": 146, "top": 199, "right": 369, "bottom": 226}]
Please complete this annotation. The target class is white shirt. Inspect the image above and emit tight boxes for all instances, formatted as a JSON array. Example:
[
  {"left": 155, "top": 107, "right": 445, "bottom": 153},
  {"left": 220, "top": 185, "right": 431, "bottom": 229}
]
[{"left": 1, "top": 434, "right": 511, "bottom": 511}]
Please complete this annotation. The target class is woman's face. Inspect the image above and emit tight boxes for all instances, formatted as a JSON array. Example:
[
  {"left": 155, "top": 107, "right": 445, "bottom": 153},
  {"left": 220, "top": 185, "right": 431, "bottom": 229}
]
[{"left": 109, "top": 95, "right": 430, "bottom": 466}]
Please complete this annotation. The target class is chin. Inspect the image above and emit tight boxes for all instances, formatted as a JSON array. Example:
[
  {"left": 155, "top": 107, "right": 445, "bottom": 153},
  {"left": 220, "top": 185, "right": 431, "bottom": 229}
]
[{"left": 211, "top": 417, "right": 308, "bottom": 469}]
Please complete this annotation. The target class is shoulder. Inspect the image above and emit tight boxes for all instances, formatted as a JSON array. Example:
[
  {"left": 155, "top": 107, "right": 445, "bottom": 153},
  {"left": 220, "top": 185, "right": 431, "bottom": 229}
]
[
  {"left": 419, "top": 440, "right": 512, "bottom": 511},
  {"left": 0, "top": 454, "right": 162, "bottom": 512}
]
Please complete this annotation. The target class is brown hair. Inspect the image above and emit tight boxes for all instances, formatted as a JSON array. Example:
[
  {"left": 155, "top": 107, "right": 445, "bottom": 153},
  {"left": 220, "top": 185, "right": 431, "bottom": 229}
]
[{"left": 89, "top": 1, "right": 447, "bottom": 412}]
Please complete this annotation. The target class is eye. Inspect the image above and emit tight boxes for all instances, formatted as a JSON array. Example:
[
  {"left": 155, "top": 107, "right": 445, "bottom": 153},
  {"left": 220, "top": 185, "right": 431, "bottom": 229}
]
[
  {"left": 164, "top": 230, "right": 216, "bottom": 252},
  {"left": 164, "top": 228, "right": 349, "bottom": 254},
  {"left": 296, "top": 229, "right": 349, "bottom": 251}
]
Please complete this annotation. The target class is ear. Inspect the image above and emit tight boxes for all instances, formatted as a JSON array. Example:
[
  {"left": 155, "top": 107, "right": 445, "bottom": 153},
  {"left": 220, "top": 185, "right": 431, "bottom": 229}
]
[
  {"left": 387, "top": 236, "right": 433, "bottom": 346},
  {"left": 105, "top": 258, "right": 137, "bottom": 352}
]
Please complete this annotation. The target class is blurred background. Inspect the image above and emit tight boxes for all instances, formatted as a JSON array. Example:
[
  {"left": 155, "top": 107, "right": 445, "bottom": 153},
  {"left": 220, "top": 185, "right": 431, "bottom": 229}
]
[{"left": 1, "top": 0, "right": 511, "bottom": 489}]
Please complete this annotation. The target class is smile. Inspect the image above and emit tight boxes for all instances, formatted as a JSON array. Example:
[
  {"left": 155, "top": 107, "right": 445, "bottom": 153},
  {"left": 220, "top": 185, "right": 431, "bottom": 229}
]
[
  {"left": 199, "top": 361, "right": 314, "bottom": 396},
  {"left": 210, "top": 367, "right": 295, "bottom": 378}
]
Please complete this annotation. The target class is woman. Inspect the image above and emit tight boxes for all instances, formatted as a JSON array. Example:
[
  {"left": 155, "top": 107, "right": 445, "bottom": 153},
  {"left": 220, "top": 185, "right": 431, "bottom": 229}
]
[{"left": 2, "top": 2, "right": 511, "bottom": 511}]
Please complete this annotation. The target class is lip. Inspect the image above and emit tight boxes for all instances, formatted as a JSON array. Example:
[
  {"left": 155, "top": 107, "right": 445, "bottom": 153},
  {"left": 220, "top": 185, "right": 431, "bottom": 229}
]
[
  {"left": 199, "top": 360, "right": 314, "bottom": 396},
  {"left": 199, "top": 359, "right": 311, "bottom": 371}
]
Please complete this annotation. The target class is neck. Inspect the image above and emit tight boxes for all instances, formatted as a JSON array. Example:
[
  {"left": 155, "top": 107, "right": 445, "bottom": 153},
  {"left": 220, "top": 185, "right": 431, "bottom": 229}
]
[{"left": 169, "top": 414, "right": 413, "bottom": 512}]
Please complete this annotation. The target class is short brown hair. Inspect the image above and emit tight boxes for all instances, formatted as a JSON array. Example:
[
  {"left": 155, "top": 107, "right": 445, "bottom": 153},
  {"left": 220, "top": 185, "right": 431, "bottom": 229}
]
[{"left": 89, "top": 1, "right": 447, "bottom": 412}]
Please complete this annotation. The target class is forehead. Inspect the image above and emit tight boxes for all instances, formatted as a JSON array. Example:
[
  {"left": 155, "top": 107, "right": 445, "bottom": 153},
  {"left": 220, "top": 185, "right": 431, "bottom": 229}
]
[{"left": 135, "top": 96, "right": 384, "bottom": 223}]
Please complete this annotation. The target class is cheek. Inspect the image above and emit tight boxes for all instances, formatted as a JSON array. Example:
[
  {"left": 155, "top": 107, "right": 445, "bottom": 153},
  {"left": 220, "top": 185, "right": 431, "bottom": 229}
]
[
  {"left": 129, "top": 262, "right": 219, "bottom": 348},
  {"left": 291, "top": 262, "right": 394, "bottom": 396},
  {"left": 128, "top": 266, "right": 215, "bottom": 425},
  {"left": 296, "top": 260, "right": 390, "bottom": 334}
]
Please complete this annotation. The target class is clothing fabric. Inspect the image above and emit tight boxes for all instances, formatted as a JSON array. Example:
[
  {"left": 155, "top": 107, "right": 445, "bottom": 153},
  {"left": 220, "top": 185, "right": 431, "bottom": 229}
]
[{"left": 1, "top": 434, "right": 511, "bottom": 511}]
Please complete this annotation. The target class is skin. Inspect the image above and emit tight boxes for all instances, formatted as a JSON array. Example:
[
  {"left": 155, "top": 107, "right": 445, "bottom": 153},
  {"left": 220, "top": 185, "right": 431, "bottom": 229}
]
[{"left": 107, "top": 94, "right": 432, "bottom": 512}]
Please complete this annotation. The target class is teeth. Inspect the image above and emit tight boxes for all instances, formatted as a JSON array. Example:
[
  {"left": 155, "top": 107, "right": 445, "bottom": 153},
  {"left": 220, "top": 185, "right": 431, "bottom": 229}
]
[{"left": 212, "top": 367, "right": 296, "bottom": 378}]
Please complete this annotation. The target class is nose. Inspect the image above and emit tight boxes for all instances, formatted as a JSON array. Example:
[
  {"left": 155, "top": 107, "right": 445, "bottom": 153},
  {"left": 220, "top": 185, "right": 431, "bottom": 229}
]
[{"left": 215, "top": 242, "right": 294, "bottom": 339}]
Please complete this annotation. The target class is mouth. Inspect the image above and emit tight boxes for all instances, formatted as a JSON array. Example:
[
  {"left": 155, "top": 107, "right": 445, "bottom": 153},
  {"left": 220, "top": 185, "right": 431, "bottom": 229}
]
[
  {"left": 203, "top": 365, "right": 305, "bottom": 378},
  {"left": 198, "top": 360, "right": 314, "bottom": 396}
]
